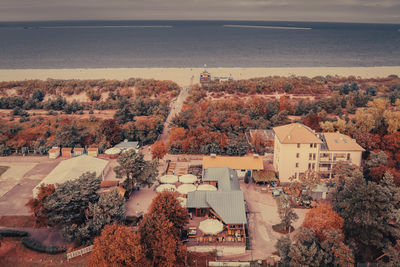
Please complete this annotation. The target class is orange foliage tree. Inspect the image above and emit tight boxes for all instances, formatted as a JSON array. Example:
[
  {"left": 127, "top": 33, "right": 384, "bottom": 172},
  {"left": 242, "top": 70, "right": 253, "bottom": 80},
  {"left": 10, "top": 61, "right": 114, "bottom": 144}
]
[
  {"left": 88, "top": 223, "right": 148, "bottom": 267},
  {"left": 302, "top": 204, "right": 344, "bottom": 240},
  {"left": 26, "top": 184, "right": 55, "bottom": 227},
  {"left": 151, "top": 140, "right": 168, "bottom": 160},
  {"left": 148, "top": 191, "right": 189, "bottom": 235}
]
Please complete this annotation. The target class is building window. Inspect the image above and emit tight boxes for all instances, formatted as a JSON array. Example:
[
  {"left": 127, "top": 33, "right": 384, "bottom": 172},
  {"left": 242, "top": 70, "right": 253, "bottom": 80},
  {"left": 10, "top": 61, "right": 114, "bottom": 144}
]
[
  {"left": 296, "top": 153, "right": 300, "bottom": 158},
  {"left": 313, "top": 153, "right": 316, "bottom": 160},
  {"left": 314, "top": 143, "right": 317, "bottom": 148},
  {"left": 347, "top": 153, "right": 350, "bottom": 160},
  {"left": 309, "top": 153, "right": 312, "bottom": 160},
  {"left": 297, "top": 143, "right": 300, "bottom": 148},
  {"left": 296, "top": 163, "right": 299, "bottom": 168},
  {"left": 308, "top": 163, "right": 311, "bottom": 169},
  {"left": 312, "top": 163, "right": 315, "bottom": 170},
  {"left": 310, "top": 144, "right": 313, "bottom": 148}
]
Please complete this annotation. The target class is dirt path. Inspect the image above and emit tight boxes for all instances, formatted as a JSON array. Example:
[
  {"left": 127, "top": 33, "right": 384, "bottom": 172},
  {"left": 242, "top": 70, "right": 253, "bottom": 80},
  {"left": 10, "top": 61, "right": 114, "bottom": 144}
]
[{"left": 158, "top": 86, "right": 190, "bottom": 142}]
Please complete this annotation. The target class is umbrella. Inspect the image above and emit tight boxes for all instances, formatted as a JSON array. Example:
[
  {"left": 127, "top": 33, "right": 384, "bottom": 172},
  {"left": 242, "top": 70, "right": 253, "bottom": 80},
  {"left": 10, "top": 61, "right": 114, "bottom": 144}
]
[
  {"left": 179, "top": 174, "right": 198, "bottom": 184},
  {"left": 199, "top": 219, "right": 223, "bottom": 235},
  {"left": 104, "top": 147, "right": 121, "bottom": 155},
  {"left": 177, "top": 184, "right": 197, "bottom": 195},
  {"left": 197, "top": 184, "right": 217, "bottom": 191},
  {"left": 156, "top": 184, "right": 176, "bottom": 193},
  {"left": 159, "top": 175, "right": 178, "bottom": 184},
  {"left": 177, "top": 197, "right": 187, "bottom": 208}
]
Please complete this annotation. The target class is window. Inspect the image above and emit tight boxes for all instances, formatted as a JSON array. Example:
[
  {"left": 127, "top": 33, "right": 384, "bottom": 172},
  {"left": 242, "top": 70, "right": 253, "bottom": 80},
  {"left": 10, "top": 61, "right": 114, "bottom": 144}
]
[
  {"left": 297, "top": 143, "right": 300, "bottom": 148},
  {"left": 296, "top": 153, "right": 300, "bottom": 158},
  {"left": 310, "top": 144, "right": 313, "bottom": 148},
  {"left": 296, "top": 163, "right": 299, "bottom": 168},
  {"left": 314, "top": 143, "right": 317, "bottom": 148},
  {"left": 308, "top": 163, "right": 311, "bottom": 169},
  {"left": 312, "top": 163, "right": 315, "bottom": 170},
  {"left": 309, "top": 153, "right": 312, "bottom": 160},
  {"left": 347, "top": 153, "right": 351, "bottom": 160},
  {"left": 313, "top": 153, "right": 316, "bottom": 160}
]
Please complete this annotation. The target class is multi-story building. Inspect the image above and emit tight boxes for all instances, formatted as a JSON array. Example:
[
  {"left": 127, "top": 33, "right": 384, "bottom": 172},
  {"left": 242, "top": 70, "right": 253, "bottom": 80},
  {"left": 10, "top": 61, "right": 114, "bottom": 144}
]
[{"left": 273, "top": 123, "right": 364, "bottom": 183}]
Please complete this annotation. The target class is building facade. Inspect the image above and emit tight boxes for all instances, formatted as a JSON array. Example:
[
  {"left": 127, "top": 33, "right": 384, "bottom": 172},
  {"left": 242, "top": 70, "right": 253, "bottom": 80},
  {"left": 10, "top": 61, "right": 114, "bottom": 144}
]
[{"left": 273, "top": 123, "right": 364, "bottom": 183}]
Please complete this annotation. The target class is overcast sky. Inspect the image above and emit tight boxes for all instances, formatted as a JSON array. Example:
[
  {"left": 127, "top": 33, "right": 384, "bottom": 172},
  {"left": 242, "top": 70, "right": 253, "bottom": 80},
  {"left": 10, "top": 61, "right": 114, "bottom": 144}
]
[{"left": 1, "top": 0, "right": 399, "bottom": 23}]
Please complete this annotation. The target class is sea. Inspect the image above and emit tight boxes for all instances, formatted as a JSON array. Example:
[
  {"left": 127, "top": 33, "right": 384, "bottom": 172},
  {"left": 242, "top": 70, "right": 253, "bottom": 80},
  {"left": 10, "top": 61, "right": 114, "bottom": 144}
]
[{"left": 0, "top": 20, "right": 399, "bottom": 68}]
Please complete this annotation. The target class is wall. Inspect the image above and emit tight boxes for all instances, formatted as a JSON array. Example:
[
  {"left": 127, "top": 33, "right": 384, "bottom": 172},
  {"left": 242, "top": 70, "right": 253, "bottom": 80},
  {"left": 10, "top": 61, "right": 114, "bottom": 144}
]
[{"left": 187, "top": 245, "right": 246, "bottom": 256}]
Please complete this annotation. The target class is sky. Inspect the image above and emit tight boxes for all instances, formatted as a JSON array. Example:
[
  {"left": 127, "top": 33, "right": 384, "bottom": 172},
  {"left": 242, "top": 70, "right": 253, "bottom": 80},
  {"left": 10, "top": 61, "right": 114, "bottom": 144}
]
[{"left": 1, "top": 0, "right": 400, "bottom": 23}]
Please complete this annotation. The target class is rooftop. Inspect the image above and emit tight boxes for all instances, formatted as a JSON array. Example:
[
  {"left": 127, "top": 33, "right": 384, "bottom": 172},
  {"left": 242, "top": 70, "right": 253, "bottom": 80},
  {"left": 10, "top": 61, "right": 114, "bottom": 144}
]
[
  {"left": 202, "top": 168, "right": 240, "bottom": 191},
  {"left": 273, "top": 123, "right": 322, "bottom": 144},
  {"left": 114, "top": 140, "right": 139, "bottom": 149},
  {"left": 203, "top": 155, "right": 263, "bottom": 170},
  {"left": 322, "top": 132, "right": 365, "bottom": 151}
]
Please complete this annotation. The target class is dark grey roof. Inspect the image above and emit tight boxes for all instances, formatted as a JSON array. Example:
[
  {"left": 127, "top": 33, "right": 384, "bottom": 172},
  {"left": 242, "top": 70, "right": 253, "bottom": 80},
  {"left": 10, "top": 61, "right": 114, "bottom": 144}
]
[
  {"left": 186, "top": 191, "right": 247, "bottom": 225},
  {"left": 187, "top": 191, "right": 208, "bottom": 208},
  {"left": 114, "top": 140, "right": 139, "bottom": 149},
  {"left": 203, "top": 167, "right": 240, "bottom": 191}
]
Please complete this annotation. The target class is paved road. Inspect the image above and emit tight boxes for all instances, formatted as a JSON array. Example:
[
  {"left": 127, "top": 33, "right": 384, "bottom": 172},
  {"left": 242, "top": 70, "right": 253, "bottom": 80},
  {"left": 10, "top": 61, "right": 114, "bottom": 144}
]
[{"left": 158, "top": 86, "right": 190, "bottom": 142}]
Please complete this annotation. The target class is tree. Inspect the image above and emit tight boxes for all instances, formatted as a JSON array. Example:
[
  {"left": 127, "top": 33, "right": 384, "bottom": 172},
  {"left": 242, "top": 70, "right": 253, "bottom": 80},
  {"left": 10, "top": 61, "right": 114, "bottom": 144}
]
[
  {"left": 303, "top": 204, "right": 344, "bottom": 240},
  {"left": 148, "top": 191, "right": 189, "bottom": 236},
  {"left": 333, "top": 171, "right": 400, "bottom": 261},
  {"left": 281, "top": 227, "right": 354, "bottom": 267},
  {"left": 68, "top": 189, "right": 125, "bottom": 244},
  {"left": 26, "top": 184, "right": 55, "bottom": 227},
  {"left": 88, "top": 224, "right": 148, "bottom": 267},
  {"left": 98, "top": 119, "right": 122, "bottom": 146},
  {"left": 139, "top": 213, "right": 185, "bottom": 267},
  {"left": 277, "top": 194, "right": 298, "bottom": 232},
  {"left": 151, "top": 140, "right": 168, "bottom": 160},
  {"left": 114, "top": 150, "right": 158, "bottom": 192},
  {"left": 44, "top": 172, "right": 101, "bottom": 242},
  {"left": 54, "top": 121, "right": 88, "bottom": 147}
]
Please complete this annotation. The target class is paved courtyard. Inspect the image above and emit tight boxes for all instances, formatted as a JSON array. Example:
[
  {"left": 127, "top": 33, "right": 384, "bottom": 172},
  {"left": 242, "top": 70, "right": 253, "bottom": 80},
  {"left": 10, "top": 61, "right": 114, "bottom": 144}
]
[{"left": 0, "top": 156, "right": 62, "bottom": 216}]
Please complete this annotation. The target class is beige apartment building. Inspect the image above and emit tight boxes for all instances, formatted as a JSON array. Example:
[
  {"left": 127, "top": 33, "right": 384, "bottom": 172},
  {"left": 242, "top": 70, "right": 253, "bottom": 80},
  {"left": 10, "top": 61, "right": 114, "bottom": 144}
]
[{"left": 273, "top": 123, "right": 364, "bottom": 183}]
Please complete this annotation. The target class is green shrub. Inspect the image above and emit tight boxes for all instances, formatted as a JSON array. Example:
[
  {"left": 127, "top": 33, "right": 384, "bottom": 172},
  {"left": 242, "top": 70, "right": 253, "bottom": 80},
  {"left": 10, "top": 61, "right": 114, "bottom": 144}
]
[
  {"left": 0, "top": 229, "right": 29, "bottom": 237},
  {"left": 21, "top": 237, "right": 66, "bottom": 254}
]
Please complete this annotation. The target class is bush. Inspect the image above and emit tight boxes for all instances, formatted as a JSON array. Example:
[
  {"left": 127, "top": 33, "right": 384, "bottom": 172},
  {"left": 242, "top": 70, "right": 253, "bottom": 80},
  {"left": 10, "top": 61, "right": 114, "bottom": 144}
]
[
  {"left": 21, "top": 237, "right": 66, "bottom": 254},
  {"left": 0, "top": 229, "right": 29, "bottom": 237}
]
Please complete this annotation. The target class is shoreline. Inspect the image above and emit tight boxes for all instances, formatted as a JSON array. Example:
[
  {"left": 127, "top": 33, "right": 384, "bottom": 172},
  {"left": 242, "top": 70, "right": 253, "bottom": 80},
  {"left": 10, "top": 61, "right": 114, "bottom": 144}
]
[{"left": 0, "top": 66, "right": 399, "bottom": 87}]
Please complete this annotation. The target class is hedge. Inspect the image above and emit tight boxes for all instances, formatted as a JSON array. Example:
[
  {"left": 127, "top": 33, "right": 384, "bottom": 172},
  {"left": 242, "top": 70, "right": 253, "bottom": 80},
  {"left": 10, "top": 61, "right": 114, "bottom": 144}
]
[
  {"left": 0, "top": 229, "right": 29, "bottom": 237},
  {"left": 21, "top": 237, "right": 66, "bottom": 254}
]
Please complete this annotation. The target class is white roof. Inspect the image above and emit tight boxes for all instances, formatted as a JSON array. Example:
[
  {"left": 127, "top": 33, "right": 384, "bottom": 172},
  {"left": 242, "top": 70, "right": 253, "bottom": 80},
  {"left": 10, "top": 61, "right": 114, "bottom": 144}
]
[{"left": 33, "top": 155, "right": 108, "bottom": 197}]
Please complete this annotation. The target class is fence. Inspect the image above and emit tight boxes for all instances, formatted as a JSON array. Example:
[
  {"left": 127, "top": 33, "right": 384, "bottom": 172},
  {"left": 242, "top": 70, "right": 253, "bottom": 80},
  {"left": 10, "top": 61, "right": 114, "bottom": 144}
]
[{"left": 66, "top": 245, "right": 93, "bottom": 261}]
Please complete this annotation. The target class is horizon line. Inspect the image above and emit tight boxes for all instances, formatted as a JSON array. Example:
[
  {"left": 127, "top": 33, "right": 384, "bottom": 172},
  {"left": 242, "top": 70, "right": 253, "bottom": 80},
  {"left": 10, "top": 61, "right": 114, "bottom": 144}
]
[{"left": 0, "top": 19, "right": 399, "bottom": 25}]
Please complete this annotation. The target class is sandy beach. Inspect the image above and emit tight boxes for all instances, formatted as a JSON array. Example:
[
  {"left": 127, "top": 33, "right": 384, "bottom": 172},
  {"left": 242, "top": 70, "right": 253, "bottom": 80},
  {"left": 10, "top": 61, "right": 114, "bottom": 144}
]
[{"left": 0, "top": 66, "right": 399, "bottom": 87}]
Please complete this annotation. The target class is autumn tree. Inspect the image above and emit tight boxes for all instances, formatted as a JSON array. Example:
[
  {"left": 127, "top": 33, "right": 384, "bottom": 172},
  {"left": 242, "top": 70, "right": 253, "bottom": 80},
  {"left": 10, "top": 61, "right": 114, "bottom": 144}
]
[
  {"left": 139, "top": 213, "right": 185, "bottom": 267},
  {"left": 151, "top": 140, "right": 168, "bottom": 159},
  {"left": 89, "top": 224, "right": 149, "bottom": 267},
  {"left": 98, "top": 119, "right": 122, "bottom": 146},
  {"left": 26, "top": 184, "right": 55, "bottom": 227},
  {"left": 148, "top": 191, "right": 189, "bottom": 236},
  {"left": 303, "top": 204, "right": 344, "bottom": 240},
  {"left": 114, "top": 149, "right": 158, "bottom": 192}
]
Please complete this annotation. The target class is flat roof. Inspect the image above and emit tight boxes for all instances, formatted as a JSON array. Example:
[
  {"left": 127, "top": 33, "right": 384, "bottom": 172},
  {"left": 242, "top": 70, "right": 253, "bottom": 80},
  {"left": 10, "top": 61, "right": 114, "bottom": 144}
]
[
  {"left": 322, "top": 132, "right": 365, "bottom": 151},
  {"left": 203, "top": 156, "right": 263, "bottom": 170},
  {"left": 273, "top": 123, "right": 322, "bottom": 144}
]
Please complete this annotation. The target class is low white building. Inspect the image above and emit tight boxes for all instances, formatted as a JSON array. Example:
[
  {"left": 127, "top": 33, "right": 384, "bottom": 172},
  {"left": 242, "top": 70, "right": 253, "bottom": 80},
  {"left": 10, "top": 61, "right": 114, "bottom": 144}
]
[
  {"left": 273, "top": 123, "right": 364, "bottom": 183},
  {"left": 33, "top": 155, "right": 109, "bottom": 197}
]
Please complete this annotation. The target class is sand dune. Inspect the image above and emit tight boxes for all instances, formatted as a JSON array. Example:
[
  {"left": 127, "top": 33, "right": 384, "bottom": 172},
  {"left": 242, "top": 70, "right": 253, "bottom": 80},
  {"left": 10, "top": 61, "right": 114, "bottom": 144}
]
[{"left": 0, "top": 66, "right": 399, "bottom": 87}]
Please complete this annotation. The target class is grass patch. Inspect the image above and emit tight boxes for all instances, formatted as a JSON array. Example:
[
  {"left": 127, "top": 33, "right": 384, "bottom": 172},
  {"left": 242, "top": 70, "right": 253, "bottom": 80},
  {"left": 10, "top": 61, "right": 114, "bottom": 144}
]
[
  {"left": 272, "top": 223, "right": 294, "bottom": 234},
  {"left": 0, "top": 166, "right": 9, "bottom": 178},
  {"left": 0, "top": 216, "right": 35, "bottom": 228}
]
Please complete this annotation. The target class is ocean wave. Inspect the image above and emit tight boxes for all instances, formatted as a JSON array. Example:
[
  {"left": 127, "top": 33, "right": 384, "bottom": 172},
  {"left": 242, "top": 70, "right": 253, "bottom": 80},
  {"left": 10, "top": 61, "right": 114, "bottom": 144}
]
[{"left": 223, "top": 24, "right": 312, "bottom": 30}]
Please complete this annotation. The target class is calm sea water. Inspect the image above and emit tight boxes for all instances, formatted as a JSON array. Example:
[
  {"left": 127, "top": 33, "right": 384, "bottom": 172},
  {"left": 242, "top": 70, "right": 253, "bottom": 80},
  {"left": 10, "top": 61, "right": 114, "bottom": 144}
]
[{"left": 0, "top": 20, "right": 399, "bottom": 68}]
